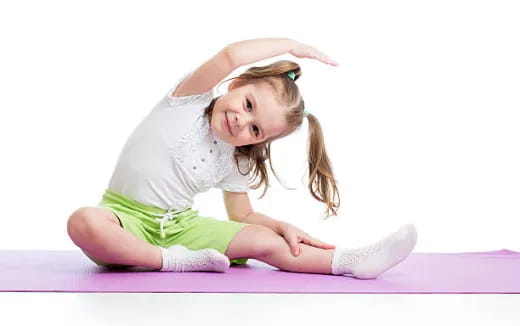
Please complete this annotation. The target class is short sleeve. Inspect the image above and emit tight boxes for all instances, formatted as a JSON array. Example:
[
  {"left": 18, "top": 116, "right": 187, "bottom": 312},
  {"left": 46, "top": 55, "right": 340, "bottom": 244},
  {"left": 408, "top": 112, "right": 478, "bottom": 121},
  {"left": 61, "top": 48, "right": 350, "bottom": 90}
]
[
  {"left": 215, "top": 156, "right": 251, "bottom": 193},
  {"left": 165, "top": 70, "right": 215, "bottom": 108}
]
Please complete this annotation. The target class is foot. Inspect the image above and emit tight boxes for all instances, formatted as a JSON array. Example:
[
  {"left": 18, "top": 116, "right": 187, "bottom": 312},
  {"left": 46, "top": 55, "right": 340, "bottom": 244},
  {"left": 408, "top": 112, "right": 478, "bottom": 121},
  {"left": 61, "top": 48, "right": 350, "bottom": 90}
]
[
  {"left": 159, "top": 245, "right": 230, "bottom": 272},
  {"left": 332, "top": 224, "right": 418, "bottom": 279}
]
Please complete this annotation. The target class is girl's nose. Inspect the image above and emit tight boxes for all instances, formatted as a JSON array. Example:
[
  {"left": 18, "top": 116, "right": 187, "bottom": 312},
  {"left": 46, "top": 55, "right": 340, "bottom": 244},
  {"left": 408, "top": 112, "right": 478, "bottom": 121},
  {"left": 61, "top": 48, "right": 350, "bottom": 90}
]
[
  {"left": 233, "top": 113, "right": 239, "bottom": 128},
  {"left": 234, "top": 113, "right": 245, "bottom": 130},
  {"left": 235, "top": 112, "right": 252, "bottom": 129}
]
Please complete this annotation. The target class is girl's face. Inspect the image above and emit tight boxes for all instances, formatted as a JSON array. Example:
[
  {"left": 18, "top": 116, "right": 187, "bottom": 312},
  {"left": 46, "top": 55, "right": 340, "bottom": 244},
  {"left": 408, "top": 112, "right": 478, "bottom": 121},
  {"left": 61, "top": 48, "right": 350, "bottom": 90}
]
[{"left": 210, "top": 81, "right": 288, "bottom": 147}]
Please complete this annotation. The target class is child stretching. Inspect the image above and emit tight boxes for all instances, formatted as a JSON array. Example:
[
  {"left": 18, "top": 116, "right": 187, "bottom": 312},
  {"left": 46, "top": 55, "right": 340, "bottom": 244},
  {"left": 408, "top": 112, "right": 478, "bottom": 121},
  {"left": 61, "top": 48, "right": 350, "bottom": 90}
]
[{"left": 67, "top": 38, "right": 417, "bottom": 279}]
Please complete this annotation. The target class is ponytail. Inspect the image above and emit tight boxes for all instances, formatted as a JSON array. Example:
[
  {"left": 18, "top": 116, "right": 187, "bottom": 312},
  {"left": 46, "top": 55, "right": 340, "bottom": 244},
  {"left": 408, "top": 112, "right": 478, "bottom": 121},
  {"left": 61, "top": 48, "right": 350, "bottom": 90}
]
[
  {"left": 306, "top": 113, "right": 340, "bottom": 218},
  {"left": 204, "top": 59, "right": 340, "bottom": 218}
]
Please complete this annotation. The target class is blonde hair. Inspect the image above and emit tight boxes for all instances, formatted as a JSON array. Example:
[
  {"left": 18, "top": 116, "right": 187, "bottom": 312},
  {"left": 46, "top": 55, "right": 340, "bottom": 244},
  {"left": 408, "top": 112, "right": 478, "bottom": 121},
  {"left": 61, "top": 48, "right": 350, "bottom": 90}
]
[{"left": 204, "top": 60, "right": 340, "bottom": 218}]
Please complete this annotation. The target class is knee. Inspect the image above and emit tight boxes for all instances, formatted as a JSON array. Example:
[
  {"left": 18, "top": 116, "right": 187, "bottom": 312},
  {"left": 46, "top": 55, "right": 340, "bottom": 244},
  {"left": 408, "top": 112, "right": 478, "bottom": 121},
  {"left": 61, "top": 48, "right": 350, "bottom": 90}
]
[{"left": 66, "top": 207, "right": 103, "bottom": 243}]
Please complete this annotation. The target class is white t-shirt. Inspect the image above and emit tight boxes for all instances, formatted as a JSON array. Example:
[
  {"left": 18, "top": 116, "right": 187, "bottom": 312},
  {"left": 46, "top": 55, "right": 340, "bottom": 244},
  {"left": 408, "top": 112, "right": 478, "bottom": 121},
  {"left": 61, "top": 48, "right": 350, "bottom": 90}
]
[{"left": 107, "top": 71, "right": 251, "bottom": 211}]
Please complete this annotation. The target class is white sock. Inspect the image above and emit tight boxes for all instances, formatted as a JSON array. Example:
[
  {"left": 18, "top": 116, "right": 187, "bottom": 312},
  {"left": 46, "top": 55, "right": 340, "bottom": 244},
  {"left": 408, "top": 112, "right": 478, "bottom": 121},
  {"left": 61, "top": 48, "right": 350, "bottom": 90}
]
[
  {"left": 159, "top": 245, "right": 230, "bottom": 272},
  {"left": 331, "top": 224, "right": 417, "bottom": 279}
]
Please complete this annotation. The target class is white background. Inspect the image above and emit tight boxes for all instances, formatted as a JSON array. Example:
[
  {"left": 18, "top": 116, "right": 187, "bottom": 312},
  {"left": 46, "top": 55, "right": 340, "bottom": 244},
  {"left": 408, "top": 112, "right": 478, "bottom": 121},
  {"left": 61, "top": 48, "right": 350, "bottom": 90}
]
[
  {"left": 0, "top": 1, "right": 519, "bottom": 325},
  {"left": 1, "top": 0, "right": 518, "bottom": 252}
]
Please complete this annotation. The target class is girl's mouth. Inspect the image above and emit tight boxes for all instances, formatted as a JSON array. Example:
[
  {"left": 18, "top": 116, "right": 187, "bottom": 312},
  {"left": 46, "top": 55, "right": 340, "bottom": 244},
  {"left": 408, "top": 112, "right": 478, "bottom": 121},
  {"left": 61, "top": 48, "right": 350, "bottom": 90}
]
[{"left": 225, "top": 114, "right": 233, "bottom": 136}]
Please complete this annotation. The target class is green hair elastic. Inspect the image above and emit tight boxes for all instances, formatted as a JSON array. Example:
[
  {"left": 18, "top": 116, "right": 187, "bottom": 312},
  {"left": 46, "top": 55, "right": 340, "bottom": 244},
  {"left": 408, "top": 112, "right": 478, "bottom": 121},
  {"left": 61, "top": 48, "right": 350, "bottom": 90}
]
[{"left": 286, "top": 71, "right": 308, "bottom": 116}]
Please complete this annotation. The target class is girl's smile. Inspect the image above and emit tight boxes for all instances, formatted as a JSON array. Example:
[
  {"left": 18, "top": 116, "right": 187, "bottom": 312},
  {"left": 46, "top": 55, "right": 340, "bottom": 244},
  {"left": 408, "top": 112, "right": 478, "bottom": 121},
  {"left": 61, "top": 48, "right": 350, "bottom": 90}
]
[
  {"left": 224, "top": 112, "right": 233, "bottom": 136},
  {"left": 210, "top": 82, "right": 288, "bottom": 147}
]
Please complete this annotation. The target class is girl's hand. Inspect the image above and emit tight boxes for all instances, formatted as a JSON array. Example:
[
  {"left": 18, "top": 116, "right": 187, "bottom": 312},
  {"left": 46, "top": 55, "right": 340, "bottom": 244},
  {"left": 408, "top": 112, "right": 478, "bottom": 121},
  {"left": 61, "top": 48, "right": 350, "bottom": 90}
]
[
  {"left": 276, "top": 221, "right": 336, "bottom": 257},
  {"left": 289, "top": 41, "right": 339, "bottom": 66}
]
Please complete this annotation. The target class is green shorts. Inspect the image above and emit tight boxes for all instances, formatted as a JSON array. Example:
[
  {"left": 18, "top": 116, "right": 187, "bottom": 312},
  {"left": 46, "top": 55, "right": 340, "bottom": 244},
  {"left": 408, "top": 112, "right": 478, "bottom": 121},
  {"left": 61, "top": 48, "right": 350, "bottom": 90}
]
[{"left": 83, "top": 188, "right": 250, "bottom": 268}]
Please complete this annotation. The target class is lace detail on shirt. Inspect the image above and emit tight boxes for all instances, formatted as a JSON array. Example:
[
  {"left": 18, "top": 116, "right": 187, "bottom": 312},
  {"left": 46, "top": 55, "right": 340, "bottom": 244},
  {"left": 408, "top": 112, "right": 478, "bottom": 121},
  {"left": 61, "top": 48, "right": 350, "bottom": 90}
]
[
  {"left": 171, "top": 109, "right": 236, "bottom": 192},
  {"left": 171, "top": 110, "right": 207, "bottom": 164},
  {"left": 201, "top": 146, "right": 235, "bottom": 192}
]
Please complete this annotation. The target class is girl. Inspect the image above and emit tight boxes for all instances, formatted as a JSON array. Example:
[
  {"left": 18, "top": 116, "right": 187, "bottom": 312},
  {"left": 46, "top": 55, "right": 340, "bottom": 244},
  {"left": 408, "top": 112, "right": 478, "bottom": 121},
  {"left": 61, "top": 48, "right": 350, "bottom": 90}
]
[{"left": 67, "top": 38, "right": 417, "bottom": 279}]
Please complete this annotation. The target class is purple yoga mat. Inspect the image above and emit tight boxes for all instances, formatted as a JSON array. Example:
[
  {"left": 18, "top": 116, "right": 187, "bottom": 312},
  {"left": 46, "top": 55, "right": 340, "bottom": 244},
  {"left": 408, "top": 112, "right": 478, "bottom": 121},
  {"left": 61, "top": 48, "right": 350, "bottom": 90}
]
[{"left": 0, "top": 249, "right": 519, "bottom": 293}]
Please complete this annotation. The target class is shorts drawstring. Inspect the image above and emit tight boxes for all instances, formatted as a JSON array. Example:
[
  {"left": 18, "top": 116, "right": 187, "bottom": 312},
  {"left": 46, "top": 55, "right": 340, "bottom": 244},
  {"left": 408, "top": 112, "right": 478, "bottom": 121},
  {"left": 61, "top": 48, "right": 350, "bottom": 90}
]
[{"left": 154, "top": 208, "right": 183, "bottom": 239}]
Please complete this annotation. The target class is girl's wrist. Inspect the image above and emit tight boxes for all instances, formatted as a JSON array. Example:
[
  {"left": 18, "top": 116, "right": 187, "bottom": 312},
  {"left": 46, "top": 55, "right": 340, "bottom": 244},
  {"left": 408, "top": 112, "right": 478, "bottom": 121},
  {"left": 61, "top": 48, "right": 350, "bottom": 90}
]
[{"left": 274, "top": 221, "right": 286, "bottom": 235}]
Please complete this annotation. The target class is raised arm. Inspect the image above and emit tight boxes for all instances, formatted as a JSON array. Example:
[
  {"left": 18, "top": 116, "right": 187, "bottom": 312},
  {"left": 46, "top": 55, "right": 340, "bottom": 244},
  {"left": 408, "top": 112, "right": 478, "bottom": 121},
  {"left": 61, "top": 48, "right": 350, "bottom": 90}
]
[
  {"left": 171, "top": 47, "right": 236, "bottom": 97},
  {"left": 173, "top": 38, "right": 297, "bottom": 97},
  {"left": 172, "top": 38, "right": 337, "bottom": 97}
]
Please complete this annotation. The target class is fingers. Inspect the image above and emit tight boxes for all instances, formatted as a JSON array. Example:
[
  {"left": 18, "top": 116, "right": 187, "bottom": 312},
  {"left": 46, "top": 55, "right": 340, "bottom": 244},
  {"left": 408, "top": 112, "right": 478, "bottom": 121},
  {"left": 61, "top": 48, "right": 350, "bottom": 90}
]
[
  {"left": 289, "top": 239, "right": 300, "bottom": 257},
  {"left": 293, "top": 42, "right": 339, "bottom": 66},
  {"left": 291, "top": 237, "right": 335, "bottom": 257},
  {"left": 301, "top": 236, "right": 336, "bottom": 249},
  {"left": 304, "top": 52, "right": 339, "bottom": 66},
  {"left": 282, "top": 227, "right": 337, "bottom": 257},
  {"left": 289, "top": 238, "right": 336, "bottom": 257},
  {"left": 281, "top": 233, "right": 301, "bottom": 257},
  {"left": 318, "top": 53, "right": 339, "bottom": 66},
  {"left": 326, "top": 58, "right": 340, "bottom": 66},
  {"left": 312, "top": 48, "right": 339, "bottom": 66}
]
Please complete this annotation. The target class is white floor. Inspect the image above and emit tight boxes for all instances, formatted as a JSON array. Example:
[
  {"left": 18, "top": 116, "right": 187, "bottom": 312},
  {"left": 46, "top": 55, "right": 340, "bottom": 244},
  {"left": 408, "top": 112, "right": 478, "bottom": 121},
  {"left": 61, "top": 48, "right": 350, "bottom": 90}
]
[{"left": 1, "top": 293, "right": 519, "bottom": 326}]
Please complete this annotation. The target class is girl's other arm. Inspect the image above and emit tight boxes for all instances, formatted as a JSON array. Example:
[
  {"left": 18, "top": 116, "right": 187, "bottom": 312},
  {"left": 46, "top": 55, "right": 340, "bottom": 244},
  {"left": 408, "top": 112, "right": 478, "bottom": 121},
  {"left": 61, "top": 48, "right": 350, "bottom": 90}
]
[
  {"left": 223, "top": 190, "right": 282, "bottom": 232},
  {"left": 223, "top": 190, "right": 334, "bottom": 256}
]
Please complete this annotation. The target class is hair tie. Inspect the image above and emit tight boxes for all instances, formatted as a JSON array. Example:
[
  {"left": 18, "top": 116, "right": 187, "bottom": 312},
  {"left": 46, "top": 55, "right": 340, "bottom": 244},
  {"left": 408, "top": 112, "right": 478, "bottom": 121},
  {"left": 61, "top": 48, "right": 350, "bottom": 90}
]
[{"left": 286, "top": 71, "right": 306, "bottom": 115}]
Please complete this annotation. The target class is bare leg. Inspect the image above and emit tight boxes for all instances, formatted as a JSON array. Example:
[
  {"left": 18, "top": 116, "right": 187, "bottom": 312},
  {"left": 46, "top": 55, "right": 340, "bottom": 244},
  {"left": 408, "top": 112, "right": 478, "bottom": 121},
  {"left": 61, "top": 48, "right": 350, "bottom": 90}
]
[
  {"left": 225, "top": 225, "right": 334, "bottom": 274},
  {"left": 67, "top": 207, "right": 162, "bottom": 269},
  {"left": 264, "top": 243, "right": 335, "bottom": 274}
]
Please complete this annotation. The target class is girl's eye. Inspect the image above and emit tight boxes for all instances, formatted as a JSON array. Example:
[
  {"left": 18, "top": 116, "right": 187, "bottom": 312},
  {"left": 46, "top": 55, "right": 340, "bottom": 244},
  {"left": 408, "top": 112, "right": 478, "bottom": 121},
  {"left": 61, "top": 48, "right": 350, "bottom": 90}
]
[{"left": 246, "top": 99, "right": 259, "bottom": 137}]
